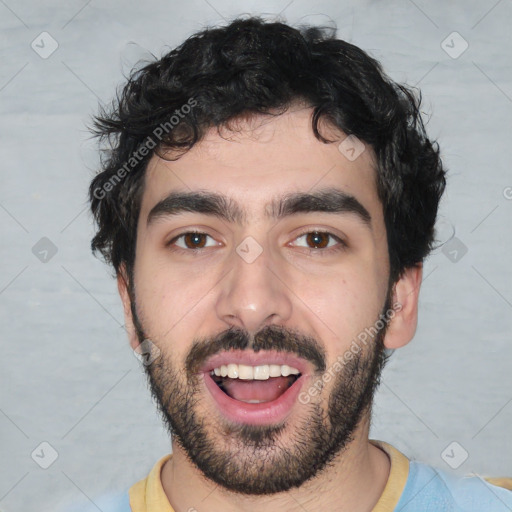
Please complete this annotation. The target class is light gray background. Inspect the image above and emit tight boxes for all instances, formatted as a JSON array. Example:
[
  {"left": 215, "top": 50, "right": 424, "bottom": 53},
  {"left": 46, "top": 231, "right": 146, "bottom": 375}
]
[{"left": 1, "top": 1, "right": 511, "bottom": 511}]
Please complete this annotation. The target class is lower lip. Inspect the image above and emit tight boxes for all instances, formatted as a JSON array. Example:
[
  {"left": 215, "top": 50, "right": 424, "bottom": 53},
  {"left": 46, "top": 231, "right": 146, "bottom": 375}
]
[{"left": 203, "top": 372, "right": 306, "bottom": 425}]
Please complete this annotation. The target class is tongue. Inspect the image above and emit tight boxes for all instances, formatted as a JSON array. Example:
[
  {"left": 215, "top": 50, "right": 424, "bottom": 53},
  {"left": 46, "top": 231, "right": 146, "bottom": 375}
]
[{"left": 221, "top": 376, "right": 293, "bottom": 402}]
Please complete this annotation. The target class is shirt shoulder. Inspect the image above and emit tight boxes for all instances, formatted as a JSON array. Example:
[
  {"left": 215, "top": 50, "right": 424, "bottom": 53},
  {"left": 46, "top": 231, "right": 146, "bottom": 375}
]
[{"left": 396, "top": 460, "right": 512, "bottom": 512}]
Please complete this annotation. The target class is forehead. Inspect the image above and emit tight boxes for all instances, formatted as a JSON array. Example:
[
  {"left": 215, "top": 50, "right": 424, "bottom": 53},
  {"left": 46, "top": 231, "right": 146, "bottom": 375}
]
[{"left": 139, "top": 107, "right": 381, "bottom": 224}]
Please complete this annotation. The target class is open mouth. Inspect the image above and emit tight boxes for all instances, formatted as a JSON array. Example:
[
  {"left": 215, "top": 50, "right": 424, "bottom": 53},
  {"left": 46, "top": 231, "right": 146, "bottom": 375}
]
[
  {"left": 211, "top": 373, "right": 301, "bottom": 403},
  {"left": 203, "top": 361, "right": 307, "bottom": 425}
]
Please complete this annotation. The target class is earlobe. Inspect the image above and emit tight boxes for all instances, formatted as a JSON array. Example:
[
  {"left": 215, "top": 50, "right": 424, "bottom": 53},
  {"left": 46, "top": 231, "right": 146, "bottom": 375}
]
[
  {"left": 384, "top": 264, "right": 423, "bottom": 350},
  {"left": 117, "top": 264, "right": 140, "bottom": 351}
]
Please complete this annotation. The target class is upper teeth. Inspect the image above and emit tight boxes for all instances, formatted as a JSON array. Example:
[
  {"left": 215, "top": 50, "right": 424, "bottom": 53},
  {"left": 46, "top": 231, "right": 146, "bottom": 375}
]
[{"left": 210, "top": 363, "right": 300, "bottom": 380}]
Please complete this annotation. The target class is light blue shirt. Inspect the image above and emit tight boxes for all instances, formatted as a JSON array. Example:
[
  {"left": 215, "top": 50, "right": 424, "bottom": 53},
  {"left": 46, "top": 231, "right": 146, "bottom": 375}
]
[
  {"left": 74, "top": 460, "right": 512, "bottom": 511},
  {"left": 395, "top": 460, "right": 512, "bottom": 511}
]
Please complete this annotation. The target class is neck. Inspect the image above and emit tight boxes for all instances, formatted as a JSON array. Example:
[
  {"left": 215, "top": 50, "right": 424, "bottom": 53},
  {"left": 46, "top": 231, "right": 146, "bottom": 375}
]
[{"left": 161, "top": 418, "right": 391, "bottom": 512}]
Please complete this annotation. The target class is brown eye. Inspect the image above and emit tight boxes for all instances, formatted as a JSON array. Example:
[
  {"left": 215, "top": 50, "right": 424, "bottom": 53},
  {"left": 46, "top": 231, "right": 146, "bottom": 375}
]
[
  {"left": 182, "top": 233, "right": 207, "bottom": 248},
  {"left": 291, "top": 230, "right": 346, "bottom": 254},
  {"left": 169, "top": 232, "right": 218, "bottom": 250},
  {"left": 305, "top": 232, "right": 330, "bottom": 249}
]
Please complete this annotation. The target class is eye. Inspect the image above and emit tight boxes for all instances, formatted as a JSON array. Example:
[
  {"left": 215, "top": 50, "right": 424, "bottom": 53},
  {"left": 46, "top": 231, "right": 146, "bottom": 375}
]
[
  {"left": 168, "top": 231, "right": 219, "bottom": 250},
  {"left": 291, "top": 230, "right": 346, "bottom": 252}
]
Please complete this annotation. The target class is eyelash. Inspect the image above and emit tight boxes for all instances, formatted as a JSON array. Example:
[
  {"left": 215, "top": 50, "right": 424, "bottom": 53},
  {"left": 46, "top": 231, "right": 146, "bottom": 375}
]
[{"left": 166, "top": 230, "right": 347, "bottom": 256}]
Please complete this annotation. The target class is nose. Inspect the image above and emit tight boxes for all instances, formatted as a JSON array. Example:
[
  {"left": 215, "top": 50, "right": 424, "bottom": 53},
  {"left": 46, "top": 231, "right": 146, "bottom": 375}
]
[{"left": 215, "top": 239, "right": 293, "bottom": 334}]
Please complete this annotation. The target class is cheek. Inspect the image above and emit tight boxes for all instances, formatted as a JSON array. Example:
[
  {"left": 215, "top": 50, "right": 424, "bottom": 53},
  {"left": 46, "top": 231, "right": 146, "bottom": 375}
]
[
  {"left": 133, "top": 250, "right": 221, "bottom": 345},
  {"left": 301, "top": 265, "right": 387, "bottom": 352}
]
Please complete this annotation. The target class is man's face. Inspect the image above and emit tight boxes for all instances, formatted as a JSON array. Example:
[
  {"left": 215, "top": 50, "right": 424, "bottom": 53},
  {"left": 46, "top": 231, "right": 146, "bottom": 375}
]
[{"left": 123, "top": 107, "right": 395, "bottom": 494}]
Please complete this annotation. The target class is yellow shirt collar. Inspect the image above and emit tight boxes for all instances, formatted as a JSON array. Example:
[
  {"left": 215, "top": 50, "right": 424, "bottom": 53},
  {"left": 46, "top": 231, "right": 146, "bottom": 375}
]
[
  {"left": 129, "top": 439, "right": 410, "bottom": 511},
  {"left": 369, "top": 439, "right": 410, "bottom": 511}
]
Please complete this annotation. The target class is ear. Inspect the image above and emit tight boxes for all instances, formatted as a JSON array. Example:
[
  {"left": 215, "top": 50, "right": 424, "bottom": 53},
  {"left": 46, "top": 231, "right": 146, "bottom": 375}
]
[
  {"left": 384, "top": 263, "right": 423, "bottom": 349},
  {"left": 117, "top": 264, "right": 140, "bottom": 351}
]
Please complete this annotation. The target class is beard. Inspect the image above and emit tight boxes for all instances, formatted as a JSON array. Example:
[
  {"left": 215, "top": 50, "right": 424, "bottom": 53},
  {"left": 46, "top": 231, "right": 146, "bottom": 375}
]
[{"left": 129, "top": 286, "right": 392, "bottom": 496}]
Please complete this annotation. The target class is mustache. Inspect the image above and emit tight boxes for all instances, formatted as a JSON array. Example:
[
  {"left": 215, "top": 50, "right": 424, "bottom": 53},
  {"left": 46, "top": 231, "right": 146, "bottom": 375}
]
[{"left": 186, "top": 324, "right": 327, "bottom": 376}]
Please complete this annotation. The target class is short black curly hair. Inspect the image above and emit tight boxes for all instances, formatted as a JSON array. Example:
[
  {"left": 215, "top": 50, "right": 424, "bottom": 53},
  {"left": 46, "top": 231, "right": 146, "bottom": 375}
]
[{"left": 89, "top": 15, "right": 446, "bottom": 284}]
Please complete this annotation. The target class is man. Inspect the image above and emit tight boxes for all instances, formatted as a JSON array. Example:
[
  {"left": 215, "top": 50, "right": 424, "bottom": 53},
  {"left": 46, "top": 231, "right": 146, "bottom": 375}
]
[{"left": 86, "top": 16, "right": 512, "bottom": 512}]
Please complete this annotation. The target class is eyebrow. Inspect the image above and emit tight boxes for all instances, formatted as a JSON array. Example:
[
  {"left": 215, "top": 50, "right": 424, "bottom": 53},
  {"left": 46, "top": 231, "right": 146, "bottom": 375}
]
[{"left": 146, "top": 188, "right": 372, "bottom": 228}]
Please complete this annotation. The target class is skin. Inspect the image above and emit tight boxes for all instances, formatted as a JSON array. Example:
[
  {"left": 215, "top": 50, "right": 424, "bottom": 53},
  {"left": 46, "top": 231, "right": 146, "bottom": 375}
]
[{"left": 118, "top": 105, "right": 422, "bottom": 512}]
